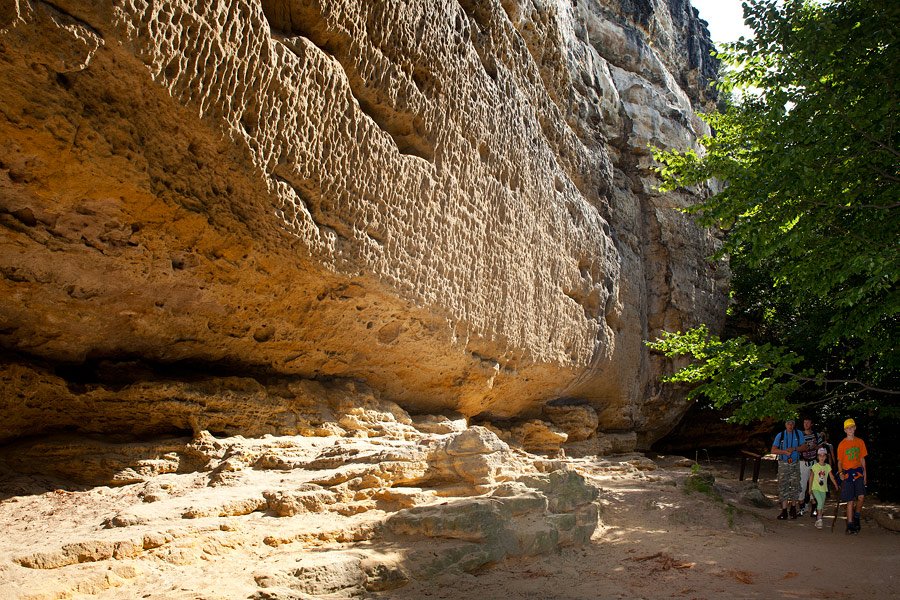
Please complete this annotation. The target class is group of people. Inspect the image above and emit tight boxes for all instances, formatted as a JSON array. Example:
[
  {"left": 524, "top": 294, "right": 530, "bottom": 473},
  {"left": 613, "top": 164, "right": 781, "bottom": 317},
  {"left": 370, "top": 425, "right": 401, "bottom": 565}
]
[{"left": 771, "top": 417, "right": 867, "bottom": 534}]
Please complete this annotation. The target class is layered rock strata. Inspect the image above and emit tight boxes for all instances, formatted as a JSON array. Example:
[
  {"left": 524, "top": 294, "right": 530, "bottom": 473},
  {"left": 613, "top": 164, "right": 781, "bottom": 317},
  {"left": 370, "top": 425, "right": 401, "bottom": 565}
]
[
  {"left": 0, "top": 1, "right": 725, "bottom": 446},
  {"left": 0, "top": 402, "right": 601, "bottom": 598},
  {"left": 1, "top": 394, "right": 776, "bottom": 600}
]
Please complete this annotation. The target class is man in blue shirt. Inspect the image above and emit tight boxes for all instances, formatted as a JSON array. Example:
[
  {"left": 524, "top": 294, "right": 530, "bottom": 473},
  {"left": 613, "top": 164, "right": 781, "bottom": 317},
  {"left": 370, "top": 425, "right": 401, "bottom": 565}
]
[{"left": 771, "top": 418, "right": 808, "bottom": 519}]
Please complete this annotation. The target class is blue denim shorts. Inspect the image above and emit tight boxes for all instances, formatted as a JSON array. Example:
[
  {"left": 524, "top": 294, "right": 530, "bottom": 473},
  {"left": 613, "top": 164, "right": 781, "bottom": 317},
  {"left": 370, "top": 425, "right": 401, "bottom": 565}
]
[{"left": 840, "top": 476, "right": 866, "bottom": 501}]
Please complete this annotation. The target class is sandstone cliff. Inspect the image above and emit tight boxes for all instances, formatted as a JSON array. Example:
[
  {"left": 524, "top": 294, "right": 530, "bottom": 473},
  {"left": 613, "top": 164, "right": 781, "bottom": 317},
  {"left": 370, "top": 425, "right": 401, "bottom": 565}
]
[{"left": 0, "top": 0, "right": 726, "bottom": 447}]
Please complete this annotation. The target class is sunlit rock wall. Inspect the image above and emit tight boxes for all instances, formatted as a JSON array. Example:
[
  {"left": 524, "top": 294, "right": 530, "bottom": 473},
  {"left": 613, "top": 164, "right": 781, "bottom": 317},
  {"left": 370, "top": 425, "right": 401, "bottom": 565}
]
[{"left": 0, "top": 0, "right": 726, "bottom": 446}]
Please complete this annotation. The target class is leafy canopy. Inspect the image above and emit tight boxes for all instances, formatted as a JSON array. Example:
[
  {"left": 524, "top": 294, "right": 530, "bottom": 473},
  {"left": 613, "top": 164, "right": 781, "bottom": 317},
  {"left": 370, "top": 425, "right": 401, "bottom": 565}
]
[
  {"left": 650, "top": 325, "right": 806, "bottom": 423},
  {"left": 649, "top": 0, "right": 898, "bottom": 422}
]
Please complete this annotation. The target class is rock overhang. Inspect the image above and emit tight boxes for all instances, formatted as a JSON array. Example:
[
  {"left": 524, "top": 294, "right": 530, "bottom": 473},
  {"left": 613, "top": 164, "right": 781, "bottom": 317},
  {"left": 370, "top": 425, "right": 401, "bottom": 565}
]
[{"left": 0, "top": 0, "right": 728, "bottom": 445}]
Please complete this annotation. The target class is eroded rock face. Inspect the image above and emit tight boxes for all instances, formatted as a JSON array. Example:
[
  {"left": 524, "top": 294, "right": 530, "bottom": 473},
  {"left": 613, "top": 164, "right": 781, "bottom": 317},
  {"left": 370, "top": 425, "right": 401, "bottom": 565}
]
[{"left": 0, "top": 1, "right": 726, "bottom": 445}]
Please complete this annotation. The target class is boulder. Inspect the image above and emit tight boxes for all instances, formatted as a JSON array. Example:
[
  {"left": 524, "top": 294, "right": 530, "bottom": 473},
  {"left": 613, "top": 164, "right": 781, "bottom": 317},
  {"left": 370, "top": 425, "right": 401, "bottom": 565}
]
[
  {"left": 511, "top": 420, "right": 569, "bottom": 454},
  {"left": 543, "top": 400, "right": 600, "bottom": 442}
]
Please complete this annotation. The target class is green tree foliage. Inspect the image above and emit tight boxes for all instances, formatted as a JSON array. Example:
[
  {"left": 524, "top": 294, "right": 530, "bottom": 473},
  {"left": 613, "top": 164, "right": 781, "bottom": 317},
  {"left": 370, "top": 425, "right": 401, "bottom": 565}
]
[
  {"left": 648, "top": 0, "right": 898, "bottom": 423},
  {"left": 650, "top": 325, "right": 806, "bottom": 423}
]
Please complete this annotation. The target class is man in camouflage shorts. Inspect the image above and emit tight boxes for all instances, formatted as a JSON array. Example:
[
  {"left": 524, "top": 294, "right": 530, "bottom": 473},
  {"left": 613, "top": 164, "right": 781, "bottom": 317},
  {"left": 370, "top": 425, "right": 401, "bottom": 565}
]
[{"left": 772, "top": 418, "right": 806, "bottom": 519}]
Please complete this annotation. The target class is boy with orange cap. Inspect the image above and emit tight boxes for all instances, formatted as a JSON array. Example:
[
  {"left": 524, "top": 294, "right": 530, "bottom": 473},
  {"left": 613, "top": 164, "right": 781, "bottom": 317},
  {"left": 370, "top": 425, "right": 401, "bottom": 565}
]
[{"left": 837, "top": 418, "right": 868, "bottom": 534}]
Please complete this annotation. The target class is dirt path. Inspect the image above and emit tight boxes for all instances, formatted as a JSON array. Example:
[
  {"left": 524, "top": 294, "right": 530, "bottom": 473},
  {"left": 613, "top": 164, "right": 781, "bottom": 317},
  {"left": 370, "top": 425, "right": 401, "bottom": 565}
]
[
  {"left": 2, "top": 448, "right": 896, "bottom": 599},
  {"left": 378, "top": 456, "right": 900, "bottom": 600}
]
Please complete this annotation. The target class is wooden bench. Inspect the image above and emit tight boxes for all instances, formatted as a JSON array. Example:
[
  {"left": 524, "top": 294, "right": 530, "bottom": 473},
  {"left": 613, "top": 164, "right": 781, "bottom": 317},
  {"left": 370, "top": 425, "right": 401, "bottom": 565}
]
[{"left": 739, "top": 450, "right": 762, "bottom": 483}]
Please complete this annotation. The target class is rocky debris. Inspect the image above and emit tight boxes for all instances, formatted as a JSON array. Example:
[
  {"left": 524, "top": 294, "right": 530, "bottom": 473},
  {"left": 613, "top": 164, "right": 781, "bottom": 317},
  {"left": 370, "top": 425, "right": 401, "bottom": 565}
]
[
  {"left": 738, "top": 483, "right": 777, "bottom": 509},
  {"left": 517, "top": 469, "right": 601, "bottom": 515},
  {"left": 565, "top": 431, "right": 639, "bottom": 457},
  {"left": 252, "top": 590, "right": 320, "bottom": 600},
  {"left": 1, "top": 436, "right": 195, "bottom": 486},
  {"left": 263, "top": 486, "right": 339, "bottom": 516},
  {"left": 410, "top": 413, "right": 468, "bottom": 435},
  {"left": 510, "top": 420, "right": 570, "bottom": 453},
  {"left": 385, "top": 481, "right": 598, "bottom": 578},
  {"left": 481, "top": 419, "right": 570, "bottom": 455},
  {"left": 543, "top": 400, "right": 600, "bottom": 442},
  {"left": 0, "top": 411, "right": 603, "bottom": 598},
  {"left": 253, "top": 552, "right": 370, "bottom": 598},
  {"left": 622, "top": 455, "right": 660, "bottom": 472},
  {"left": 15, "top": 535, "right": 164, "bottom": 570},
  {"left": 425, "top": 426, "right": 523, "bottom": 494},
  {"left": 873, "top": 508, "right": 900, "bottom": 533},
  {"left": 0, "top": 362, "right": 399, "bottom": 444},
  {"left": 253, "top": 550, "right": 411, "bottom": 598},
  {"left": 571, "top": 454, "right": 667, "bottom": 485},
  {"left": 0, "top": 407, "right": 811, "bottom": 600},
  {"left": 1, "top": 0, "right": 726, "bottom": 450}
]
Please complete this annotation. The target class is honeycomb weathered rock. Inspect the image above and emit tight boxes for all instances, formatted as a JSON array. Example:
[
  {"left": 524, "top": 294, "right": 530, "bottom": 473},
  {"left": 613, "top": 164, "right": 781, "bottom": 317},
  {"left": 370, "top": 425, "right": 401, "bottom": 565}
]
[{"left": 0, "top": 0, "right": 727, "bottom": 445}]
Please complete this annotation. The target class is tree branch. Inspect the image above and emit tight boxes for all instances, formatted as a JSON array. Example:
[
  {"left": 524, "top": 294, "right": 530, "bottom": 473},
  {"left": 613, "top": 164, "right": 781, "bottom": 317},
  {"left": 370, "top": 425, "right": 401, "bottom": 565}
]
[{"left": 788, "top": 374, "right": 899, "bottom": 395}]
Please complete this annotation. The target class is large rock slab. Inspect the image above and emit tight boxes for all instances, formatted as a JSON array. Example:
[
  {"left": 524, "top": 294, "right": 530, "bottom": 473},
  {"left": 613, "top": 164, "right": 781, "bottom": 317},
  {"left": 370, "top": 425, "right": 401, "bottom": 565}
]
[
  {"left": 0, "top": 1, "right": 726, "bottom": 445},
  {"left": 0, "top": 419, "right": 600, "bottom": 598}
]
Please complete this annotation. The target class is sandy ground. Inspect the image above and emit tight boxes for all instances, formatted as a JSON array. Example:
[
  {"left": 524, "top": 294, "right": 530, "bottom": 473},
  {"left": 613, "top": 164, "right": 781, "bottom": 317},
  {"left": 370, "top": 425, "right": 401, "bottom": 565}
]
[
  {"left": 377, "top": 456, "right": 900, "bottom": 600},
  {"left": 1, "top": 450, "right": 897, "bottom": 599}
]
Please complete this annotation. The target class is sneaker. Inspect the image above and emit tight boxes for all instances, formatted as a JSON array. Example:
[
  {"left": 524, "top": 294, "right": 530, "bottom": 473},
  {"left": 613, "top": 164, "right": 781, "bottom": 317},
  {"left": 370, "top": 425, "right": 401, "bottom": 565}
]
[
  {"left": 846, "top": 525, "right": 854, "bottom": 535},
  {"left": 799, "top": 505, "right": 806, "bottom": 516},
  {"left": 777, "top": 509, "right": 788, "bottom": 520},
  {"left": 816, "top": 519, "right": 823, "bottom": 529},
  {"left": 811, "top": 507, "right": 818, "bottom": 519},
  {"left": 789, "top": 506, "right": 797, "bottom": 519}
]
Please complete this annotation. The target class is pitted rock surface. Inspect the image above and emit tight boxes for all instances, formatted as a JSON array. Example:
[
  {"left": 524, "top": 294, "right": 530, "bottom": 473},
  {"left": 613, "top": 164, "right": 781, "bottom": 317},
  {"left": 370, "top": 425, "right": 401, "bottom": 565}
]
[{"left": 1, "top": 1, "right": 725, "bottom": 446}]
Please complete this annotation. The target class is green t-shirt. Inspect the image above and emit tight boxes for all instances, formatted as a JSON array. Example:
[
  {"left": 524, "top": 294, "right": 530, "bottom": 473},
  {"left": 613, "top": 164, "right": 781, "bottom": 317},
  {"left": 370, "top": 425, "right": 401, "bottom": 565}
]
[{"left": 811, "top": 462, "right": 832, "bottom": 492}]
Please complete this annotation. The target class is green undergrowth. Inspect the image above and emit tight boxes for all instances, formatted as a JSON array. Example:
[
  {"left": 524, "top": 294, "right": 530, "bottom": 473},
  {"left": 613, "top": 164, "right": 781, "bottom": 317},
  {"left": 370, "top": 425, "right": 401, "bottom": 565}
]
[{"left": 683, "top": 470, "right": 720, "bottom": 500}]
